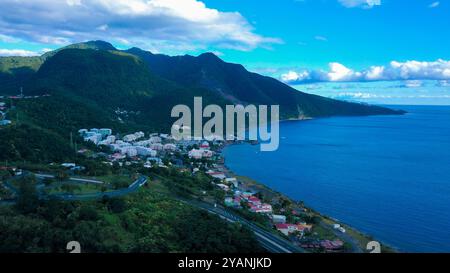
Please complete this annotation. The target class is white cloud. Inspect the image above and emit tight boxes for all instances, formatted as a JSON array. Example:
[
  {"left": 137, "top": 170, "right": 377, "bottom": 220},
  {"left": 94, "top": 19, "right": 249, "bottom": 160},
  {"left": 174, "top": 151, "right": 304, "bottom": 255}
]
[
  {"left": 0, "top": 34, "right": 20, "bottom": 43},
  {"left": 314, "top": 36, "right": 328, "bottom": 42},
  {"left": 0, "top": 0, "right": 280, "bottom": 53},
  {"left": 0, "top": 49, "right": 41, "bottom": 57},
  {"left": 281, "top": 71, "right": 310, "bottom": 82},
  {"left": 429, "top": 2, "right": 440, "bottom": 8},
  {"left": 280, "top": 59, "right": 450, "bottom": 84},
  {"left": 338, "top": 0, "right": 381, "bottom": 8}
]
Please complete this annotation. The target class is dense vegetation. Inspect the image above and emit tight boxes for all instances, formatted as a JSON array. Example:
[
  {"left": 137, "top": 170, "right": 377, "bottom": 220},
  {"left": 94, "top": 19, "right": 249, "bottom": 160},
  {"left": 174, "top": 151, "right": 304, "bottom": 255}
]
[
  {"left": 0, "top": 123, "right": 75, "bottom": 163},
  {"left": 0, "top": 41, "right": 405, "bottom": 253},
  {"left": 0, "top": 176, "right": 264, "bottom": 253}
]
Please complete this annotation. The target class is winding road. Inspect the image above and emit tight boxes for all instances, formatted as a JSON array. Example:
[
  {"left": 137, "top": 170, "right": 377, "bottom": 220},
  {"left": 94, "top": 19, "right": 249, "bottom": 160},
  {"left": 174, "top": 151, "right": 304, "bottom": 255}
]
[{"left": 0, "top": 173, "right": 148, "bottom": 202}]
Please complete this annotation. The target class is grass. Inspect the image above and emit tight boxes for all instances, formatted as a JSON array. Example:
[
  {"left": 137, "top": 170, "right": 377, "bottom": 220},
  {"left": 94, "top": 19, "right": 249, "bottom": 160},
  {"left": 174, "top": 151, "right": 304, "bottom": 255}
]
[{"left": 47, "top": 182, "right": 107, "bottom": 195}]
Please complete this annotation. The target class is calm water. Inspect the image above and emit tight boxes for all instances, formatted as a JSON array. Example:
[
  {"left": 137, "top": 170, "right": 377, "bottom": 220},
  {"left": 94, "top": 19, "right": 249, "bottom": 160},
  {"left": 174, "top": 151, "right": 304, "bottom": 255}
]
[{"left": 223, "top": 105, "right": 450, "bottom": 252}]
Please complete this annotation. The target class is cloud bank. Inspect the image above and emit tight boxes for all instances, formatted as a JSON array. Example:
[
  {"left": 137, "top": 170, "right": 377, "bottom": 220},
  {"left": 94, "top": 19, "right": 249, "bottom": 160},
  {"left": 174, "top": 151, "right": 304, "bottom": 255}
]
[
  {"left": 338, "top": 0, "right": 381, "bottom": 9},
  {"left": 281, "top": 60, "right": 450, "bottom": 84},
  {"left": 0, "top": 0, "right": 280, "bottom": 53},
  {"left": 0, "top": 49, "right": 42, "bottom": 57}
]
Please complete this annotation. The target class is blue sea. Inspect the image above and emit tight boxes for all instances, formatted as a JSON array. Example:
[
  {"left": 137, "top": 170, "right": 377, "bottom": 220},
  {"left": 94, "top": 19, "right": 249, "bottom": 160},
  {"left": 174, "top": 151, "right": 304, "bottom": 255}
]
[{"left": 223, "top": 105, "right": 450, "bottom": 253}]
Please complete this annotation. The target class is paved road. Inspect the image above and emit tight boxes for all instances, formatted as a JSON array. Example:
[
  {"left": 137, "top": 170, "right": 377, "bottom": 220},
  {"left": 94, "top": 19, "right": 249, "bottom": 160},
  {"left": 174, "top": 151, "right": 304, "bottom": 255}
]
[
  {"left": 35, "top": 174, "right": 104, "bottom": 185},
  {"left": 1, "top": 174, "right": 148, "bottom": 202},
  {"left": 180, "top": 198, "right": 305, "bottom": 253},
  {"left": 50, "top": 176, "right": 148, "bottom": 201},
  {"left": 2, "top": 173, "right": 301, "bottom": 253}
]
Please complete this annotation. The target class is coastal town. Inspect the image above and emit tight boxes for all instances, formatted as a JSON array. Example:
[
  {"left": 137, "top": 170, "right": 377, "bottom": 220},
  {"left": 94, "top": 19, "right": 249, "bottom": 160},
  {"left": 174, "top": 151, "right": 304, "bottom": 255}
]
[
  {"left": 0, "top": 94, "right": 381, "bottom": 253},
  {"left": 0, "top": 89, "right": 374, "bottom": 253},
  {"left": 72, "top": 127, "right": 354, "bottom": 252}
]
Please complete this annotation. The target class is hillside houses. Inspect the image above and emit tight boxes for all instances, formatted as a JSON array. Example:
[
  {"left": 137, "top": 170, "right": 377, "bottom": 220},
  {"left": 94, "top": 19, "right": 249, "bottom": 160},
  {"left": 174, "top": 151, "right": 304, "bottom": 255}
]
[{"left": 188, "top": 148, "right": 214, "bottom": 159}]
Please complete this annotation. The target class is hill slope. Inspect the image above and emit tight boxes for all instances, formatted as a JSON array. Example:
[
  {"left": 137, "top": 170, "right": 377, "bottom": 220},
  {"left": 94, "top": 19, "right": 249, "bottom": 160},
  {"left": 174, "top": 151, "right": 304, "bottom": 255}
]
[
  {"left": 126, "top": 47, "right": 403, "bottom": 119},
  {"left": 0, "top": 41, "right": 404, "bottom": 162}
]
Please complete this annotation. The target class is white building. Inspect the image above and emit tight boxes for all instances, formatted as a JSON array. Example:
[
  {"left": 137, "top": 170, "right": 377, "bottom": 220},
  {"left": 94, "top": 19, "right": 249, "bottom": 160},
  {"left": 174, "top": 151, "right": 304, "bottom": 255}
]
[
  {"left": 123, "top": 134, "right": 137, "bottom": 142},
  {"left": 271, "top": 214, "right": 287, "bottom": 224},
  {"left": 188, "top": 149, "right": 203, "bottom": 159},
  {"left": 163, "top": 144, "right": 177, "bottom": 151},
  {"left": 136, "top": 146, "right": 157, "bottom": 157},
  {"left": 99, "top": 128, "right": 112, "bottom": 137},
  {"left": 149, "top": 136, "right": 162, "bottom": 143},
  {"left": 150, "top": 143, "right": 164, "bottom": 151}
]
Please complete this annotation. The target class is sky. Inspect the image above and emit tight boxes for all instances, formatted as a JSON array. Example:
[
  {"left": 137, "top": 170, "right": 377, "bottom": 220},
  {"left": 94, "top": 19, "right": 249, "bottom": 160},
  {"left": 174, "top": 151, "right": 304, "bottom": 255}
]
[{"left": 0, "top": 0, "right": 449, "bottom": 104}]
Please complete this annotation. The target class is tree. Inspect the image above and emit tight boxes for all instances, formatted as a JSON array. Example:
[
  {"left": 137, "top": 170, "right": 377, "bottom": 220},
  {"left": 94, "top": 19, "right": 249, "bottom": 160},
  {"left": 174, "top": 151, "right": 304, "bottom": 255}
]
[
  {"left": 15, "top": 176, "right": 40, "bottom": 214},
  {"left": 56, "top": 171, "right": 69, "bottom": 181},
  {"left": 107, "top": 198, "right": 127, "bottom": 213}
]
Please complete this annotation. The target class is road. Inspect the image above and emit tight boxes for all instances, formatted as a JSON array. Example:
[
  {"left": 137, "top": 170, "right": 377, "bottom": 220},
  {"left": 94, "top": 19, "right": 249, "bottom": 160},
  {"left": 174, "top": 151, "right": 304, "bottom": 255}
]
[
  {"left": 35, "top": 174, "right": 105, "bottom": 185},
  {"left": 50, "top": 176, "right": 148, "bottom": 201},
  {"left": 1, "top": 174, "right": 148, "bottom": 202},
  {"left": 2, "top": 173, "right": 302, "bottom": 253},
  {"left": 180, "top": 198, "right": 305, "bottom": 253}
]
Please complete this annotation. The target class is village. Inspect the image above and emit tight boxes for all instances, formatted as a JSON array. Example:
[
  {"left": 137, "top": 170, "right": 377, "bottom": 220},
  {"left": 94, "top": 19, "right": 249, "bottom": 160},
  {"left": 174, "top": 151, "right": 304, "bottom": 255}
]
[{"left": 72, "top": 127, "right": 349, "bottom": 252}]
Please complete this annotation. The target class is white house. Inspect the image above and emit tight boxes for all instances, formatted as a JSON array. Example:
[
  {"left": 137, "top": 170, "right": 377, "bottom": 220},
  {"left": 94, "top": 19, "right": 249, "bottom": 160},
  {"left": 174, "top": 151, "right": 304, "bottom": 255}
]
[
  {"left": 149, "top": 136, "right": 162, "bottom": 143},
  {"left": 271, "top": 214, "right": 287, "bottom": 224},
  {"left": 188, "top": 149, "right": 203, "bottom": 159},
  {"left": 150, "top": 143, "right": 164, "bottom": 151},
  {"left": 135, "top": 146, "right": 157, "bottom": 157},
  {"left": 163, "top": 144, "right": 177, "bottom": 151}
]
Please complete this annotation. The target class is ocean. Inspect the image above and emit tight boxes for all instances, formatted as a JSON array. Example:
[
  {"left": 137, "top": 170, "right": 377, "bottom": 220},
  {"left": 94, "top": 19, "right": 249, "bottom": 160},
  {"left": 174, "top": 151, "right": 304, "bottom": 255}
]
[{"left": 223, "top": 105, "right": 450, "bottom": 253}]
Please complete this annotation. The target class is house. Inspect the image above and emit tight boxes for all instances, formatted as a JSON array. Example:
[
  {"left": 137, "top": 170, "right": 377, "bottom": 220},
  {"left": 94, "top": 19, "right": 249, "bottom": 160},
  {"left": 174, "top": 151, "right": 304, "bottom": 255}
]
[
  {"left": 135, "top": 146, "right": 157, "bottom": 157},
  {"left": 189, "top": 149, "right": 204, "bottom": 159},
  {"left": 247, "top": 196, "right": 262, "bottom": 206},
  {"left": 149, "top": 136, "right": 162, "bottom": 143},
  {"left": 201, "top": 149, "right": 214, "bottom": 158},
  {"left": 163, "top": 144, "right": 177, "bottom": 151},
  {"left": 225, "top": 177, "right": 238, "bottom": 187},
  {"left": 320, "top": 240, "right": 344, "bottom": 251},
  {"left": 123, "top": 134, "right": 137, "bottom": 142},
  {"left": 216, "top": 183, "right": 230, "bottom": 191},
  {"left": 271, "top": 214, "right": 287, "bottom": 224},
  {"left": 150, "top": 143, "right": 164, "bottom": 151},
  {"left": 297, "top": 223, "right": 313, "bottom": 233},
  {"left": 0, "top": 120, "right": 11, "bottom": 126},
  {"left": 275, "top": 224, "right": 301, "bottom": 236},
  {"left": 126, "top": 147, "right": 138, "bottom": 157},
  {"left": 111, "top": 153, "right": 126, "bottom": 161},
  {"left": 61, "top": 163, "right": 76, "bottom": 168},
  {"left": 224, "top": 197, "right": 234, "bottom": 206},
  {"left": 99, "top": 128, "right": 112, "bottom": 137},
  {"left": 250, "top": 203, "right": 272, "bottom": 214},
  {"left": 200, "top": 141, "right": 210, "bottom": 149},
  {"left": 207, "top": 171, "right": 226, "bottom": 180}
]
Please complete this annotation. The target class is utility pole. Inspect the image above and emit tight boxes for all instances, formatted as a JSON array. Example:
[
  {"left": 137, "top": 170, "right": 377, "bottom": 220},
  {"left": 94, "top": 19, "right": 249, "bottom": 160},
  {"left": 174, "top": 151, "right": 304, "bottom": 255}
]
[{"left": 70, "top": 132, "right": 74, "bottom": 148}]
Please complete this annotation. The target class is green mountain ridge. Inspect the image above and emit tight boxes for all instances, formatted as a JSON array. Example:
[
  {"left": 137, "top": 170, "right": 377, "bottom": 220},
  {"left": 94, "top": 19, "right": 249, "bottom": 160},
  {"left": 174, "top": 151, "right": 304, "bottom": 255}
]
[{"left": 0, "top": 41, "right": 404, "bottom": 163}]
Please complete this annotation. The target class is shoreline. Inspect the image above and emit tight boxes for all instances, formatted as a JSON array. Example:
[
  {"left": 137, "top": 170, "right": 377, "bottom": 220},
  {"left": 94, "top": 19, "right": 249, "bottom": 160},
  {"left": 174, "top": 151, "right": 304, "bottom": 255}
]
[{"left": 218, "top": 140, "right": 398, "bottom": 253}]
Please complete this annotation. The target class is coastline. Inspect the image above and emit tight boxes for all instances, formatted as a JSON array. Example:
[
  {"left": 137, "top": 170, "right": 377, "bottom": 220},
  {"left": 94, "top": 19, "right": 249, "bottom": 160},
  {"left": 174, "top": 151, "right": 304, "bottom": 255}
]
[{"left": 218, "top": 140, "right": 398, "bottom": 253}]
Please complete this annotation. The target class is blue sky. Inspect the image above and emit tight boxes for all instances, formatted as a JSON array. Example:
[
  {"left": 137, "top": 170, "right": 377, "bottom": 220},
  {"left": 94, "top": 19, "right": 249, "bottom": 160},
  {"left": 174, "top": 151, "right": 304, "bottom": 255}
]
[
  {"left": 0, "top": 0, "right": 449, "bottom": 104},
  {"left": 203, "top": 0, "right": 450, "bottom": 69}
]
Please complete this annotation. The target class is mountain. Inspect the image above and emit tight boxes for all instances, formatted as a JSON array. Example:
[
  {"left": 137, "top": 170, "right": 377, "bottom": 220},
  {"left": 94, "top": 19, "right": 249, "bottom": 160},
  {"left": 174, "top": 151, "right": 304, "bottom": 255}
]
[
  {"left": 126, "top": 47, "right": 404, "bottom": 119},
  {"left": 0, "top": 41, "right": 404, "bottom": 162},
  {"left": 0, "top": 41, "right": 118, "bottom": 94}
]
